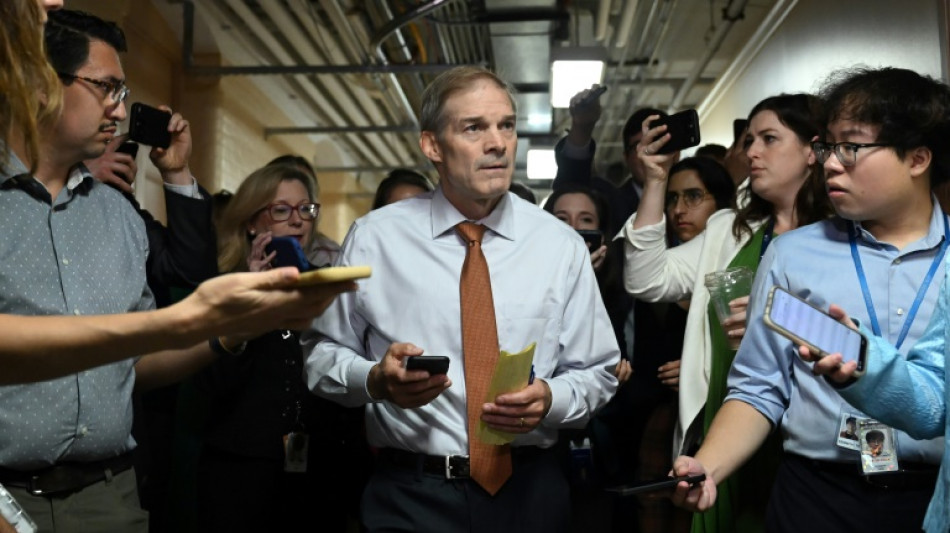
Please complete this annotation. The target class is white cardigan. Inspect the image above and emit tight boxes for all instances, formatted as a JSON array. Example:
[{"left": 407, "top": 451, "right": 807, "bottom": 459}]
[{"left": 619, "top": 209, "right": 764, "bottom": 455}]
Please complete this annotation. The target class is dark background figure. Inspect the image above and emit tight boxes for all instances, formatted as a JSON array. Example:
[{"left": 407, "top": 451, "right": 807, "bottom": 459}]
[
  {"left": 195, "top": 164, "right": 367, "bottom": 532},
  {"left": 371, "top": 167, "right": 435, "bottom": 210},
  {"left": 508, "top": 181, "right": 538, "bottom": 204}
]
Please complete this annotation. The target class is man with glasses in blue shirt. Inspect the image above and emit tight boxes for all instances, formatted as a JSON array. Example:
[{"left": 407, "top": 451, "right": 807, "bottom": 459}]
[
  {"left": 0, "top": 9, "right": 226, "bottom": 532},
  {"left": 671, "top": 67, "right": 950, "bottom": 532}
]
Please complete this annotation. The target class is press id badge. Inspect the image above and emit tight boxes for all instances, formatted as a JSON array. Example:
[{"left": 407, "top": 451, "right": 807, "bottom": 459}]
[
  {"left": 283, "top": 432, "right": 309, "bottom": 473},
  {"left": 858, "top": 420, "right": 898, "bottom": 474},
  {"left": 835, "top": 412, "right": 861, "bottom": 451}
]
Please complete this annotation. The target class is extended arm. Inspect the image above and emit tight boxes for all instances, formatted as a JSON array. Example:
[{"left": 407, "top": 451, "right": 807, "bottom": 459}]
[{"left": 0, "top": 268, "right": 355, "bottom": 385}]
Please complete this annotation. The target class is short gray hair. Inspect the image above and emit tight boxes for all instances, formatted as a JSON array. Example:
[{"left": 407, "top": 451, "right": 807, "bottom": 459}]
[{"left": 419, "top": 66, "right": 517, "bottom": 136}]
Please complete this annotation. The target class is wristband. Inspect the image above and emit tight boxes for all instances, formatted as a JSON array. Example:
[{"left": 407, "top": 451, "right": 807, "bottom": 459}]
[{"left": 209, "top": 336, "right": 247, "bottom": 357}]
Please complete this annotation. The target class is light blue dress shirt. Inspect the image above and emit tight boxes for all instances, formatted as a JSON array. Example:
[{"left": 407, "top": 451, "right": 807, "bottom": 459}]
[
  {"left": 726, "top": 209, "right": 946, "bottom": 465},
  {"left": 0, "top": 154, "right": 152, "bottom": 469},
  {"left": 837, "top": 259, "right": 950, "bottom": 532},
  {"left": 303, "top": 188, "right": 620, "bottom": 455}
]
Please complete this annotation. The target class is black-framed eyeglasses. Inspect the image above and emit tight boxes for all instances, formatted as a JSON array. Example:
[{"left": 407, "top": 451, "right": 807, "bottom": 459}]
[
  {"left": 57, "top": 72, "right": 130, "bottom": 104},
  {"left": 261, "top": 202, "right": 320, "bottom": 222},
  {"left": 665, "top": 188, "right": 711, "bottom": 210},
  {"left": 811, "top": 141, "right": 893, "bottom": 166}
]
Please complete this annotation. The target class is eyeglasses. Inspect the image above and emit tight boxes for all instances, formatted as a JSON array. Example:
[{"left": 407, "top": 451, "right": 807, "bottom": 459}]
[
  {"left": 665, "top": 188, "right": 711, "bottom": 210},
  {"left": 811, "top": 141, "right": 893, "bottom": 166},
  {"left": 57, "top": 72, "right": 130, "bottom": 104},
  {"left": 261, "top": 202, "right": 320, "bottom": 222}
]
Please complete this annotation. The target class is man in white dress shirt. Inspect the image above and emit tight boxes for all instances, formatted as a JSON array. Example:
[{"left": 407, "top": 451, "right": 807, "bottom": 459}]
[{"left": 303, "top": 66, "right": 620, "bottom": 532}]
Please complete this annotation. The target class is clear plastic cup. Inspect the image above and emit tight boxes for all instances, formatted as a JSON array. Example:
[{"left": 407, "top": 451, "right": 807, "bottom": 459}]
[{"left": 704, "top": 266, "right": 754, "bottom": 350}]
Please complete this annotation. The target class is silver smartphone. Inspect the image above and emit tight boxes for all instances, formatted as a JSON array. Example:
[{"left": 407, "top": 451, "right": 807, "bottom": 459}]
[
  {"left": 763, "top": 285, "right": 867, "bottom": 376},
  {"left": 0, "top": 483, "right": 37, "bottom": 533}
]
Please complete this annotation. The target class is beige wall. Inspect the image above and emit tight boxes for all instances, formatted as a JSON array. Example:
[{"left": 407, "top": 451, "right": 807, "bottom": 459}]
[
  {"left": 698, "top": 0, "right": 946, "bottom": 147},
  {"left": 68, "top": 0, "right": 369, "bottom": 242}
]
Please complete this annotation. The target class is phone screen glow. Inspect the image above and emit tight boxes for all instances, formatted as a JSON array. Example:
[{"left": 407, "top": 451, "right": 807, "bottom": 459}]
[{"left": 769, "top": 289, "right": 862, "bottom": 363}]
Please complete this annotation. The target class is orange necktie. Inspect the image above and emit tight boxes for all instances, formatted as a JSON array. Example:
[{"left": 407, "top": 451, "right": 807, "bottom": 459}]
[{"left": 456, "top": 222, "right": 511, "bottom": 495}]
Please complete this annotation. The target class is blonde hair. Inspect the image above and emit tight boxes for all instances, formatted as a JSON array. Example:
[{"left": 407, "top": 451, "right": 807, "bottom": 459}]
[
  {"left": 0, "top": 0, "right": 63, "bottom": 172},
  {"left": 217, "top": 165, "right": 318, "bottom": 273}
]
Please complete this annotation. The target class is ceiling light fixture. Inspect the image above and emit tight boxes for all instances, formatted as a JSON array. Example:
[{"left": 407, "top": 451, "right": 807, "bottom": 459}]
[
  {"left": 550, "top": 46, "right": 607, "bottom": 108},
  {"left": 526, "top": 148, "right": 557, "bottom": 180}
]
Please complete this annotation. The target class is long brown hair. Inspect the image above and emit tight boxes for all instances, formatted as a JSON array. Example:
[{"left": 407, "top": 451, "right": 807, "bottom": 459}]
[
  {"left": 732, "top": 93, "right": 833, "bottom": 241},
  {"left": 217, "top": 165, "right": 318, "bottom": 273},
  {"left": 0, "top": 0, "right": 63, "bottom": 172}
]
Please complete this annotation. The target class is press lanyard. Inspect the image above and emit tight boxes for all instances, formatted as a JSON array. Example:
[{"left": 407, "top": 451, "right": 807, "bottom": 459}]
[
  {"left": 848, "top": 215, "right": 949, "bottom": 349},
  {"left": 759, "top": 218, "right": 775, "bottom": 261}
]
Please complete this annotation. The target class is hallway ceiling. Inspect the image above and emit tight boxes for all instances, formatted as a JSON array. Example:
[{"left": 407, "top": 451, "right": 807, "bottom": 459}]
[{"left": 156, "top": 0, "right": 784, "bottom": 186}]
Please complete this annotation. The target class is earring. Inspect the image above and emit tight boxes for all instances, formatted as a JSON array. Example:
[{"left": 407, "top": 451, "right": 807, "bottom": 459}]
[{"left": 249, "top": 229, "right": 256, "bottom": 236}]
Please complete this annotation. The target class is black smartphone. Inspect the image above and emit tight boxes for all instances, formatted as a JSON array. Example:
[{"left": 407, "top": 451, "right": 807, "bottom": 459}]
[
  {"left": 265, "top": 236, "right": 313, "bottom": 272},
  {"left": 576, "top": 229, "right": 604, "bottom": 251},
  {"left": 405, "top": 355, "right": 450, "bottom": 375},
  {"left": 605, "top": 474, "right": 706, "bottom": 496},
  {"left": 576, "top": 85, "right": 607, "bottom": 107},
  {"left": 115, "top": 140, "right": 139, "bottom": 159},
  {"left": 128, "top": 103, "right": 171, "bottom": 149},
  {"left": 763, "top": 286, "right": 867, "bottom": 376},
  {"left": 650, "top": 109, "right": 701, "bottom": 154},
  {"left": 732, "top": 118, "right": 749, "bottom": 146}
]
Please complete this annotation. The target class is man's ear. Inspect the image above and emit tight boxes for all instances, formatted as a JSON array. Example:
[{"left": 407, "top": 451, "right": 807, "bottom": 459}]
[
  {"left": 907, "top": 145, "right": 933, "bottom": 179},
  {"left": 419, "top": 131, "right": 443, "bottom": 164}
]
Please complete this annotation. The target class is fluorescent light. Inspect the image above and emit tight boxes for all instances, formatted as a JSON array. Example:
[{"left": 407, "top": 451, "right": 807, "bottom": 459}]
[
  {"left": 526, "top": 149, "right": 556, "bottom": 180},
  {"left": 550, "top": 47, "right": 607, "bottom": 108}
]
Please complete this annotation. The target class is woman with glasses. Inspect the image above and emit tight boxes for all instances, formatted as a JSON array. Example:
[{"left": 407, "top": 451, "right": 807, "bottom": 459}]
[
  {"left": 621, "top": 94, "right": 833, "bottom": 533},
  {"left": 196, "top": 164, "right": 353, "bottom": 532}
]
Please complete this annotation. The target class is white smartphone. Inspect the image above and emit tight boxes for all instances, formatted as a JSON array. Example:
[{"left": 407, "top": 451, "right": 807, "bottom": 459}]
[{"left": 763, "top": 285, "right": 867, "bottom": 376}]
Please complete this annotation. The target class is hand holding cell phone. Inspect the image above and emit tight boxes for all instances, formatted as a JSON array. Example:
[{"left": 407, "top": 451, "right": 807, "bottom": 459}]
[
  {"left": 764, "top": 286, "right": 867, "bottom": 377},
  {"left": 647, "top": 109, "right": 701, "bottom": 155},
  {"left": 128, "top": 103, "right": 172, "bottom": 149}
]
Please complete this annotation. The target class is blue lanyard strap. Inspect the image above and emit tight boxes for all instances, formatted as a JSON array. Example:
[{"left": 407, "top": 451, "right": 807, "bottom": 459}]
[{"left": 848, "top": 215, "right": 949, "bottom": 349}]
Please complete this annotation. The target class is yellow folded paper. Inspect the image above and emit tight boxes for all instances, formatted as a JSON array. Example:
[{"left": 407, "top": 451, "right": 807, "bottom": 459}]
[{"left": 478, "top": 342, "right": 536, "bottom": 445}]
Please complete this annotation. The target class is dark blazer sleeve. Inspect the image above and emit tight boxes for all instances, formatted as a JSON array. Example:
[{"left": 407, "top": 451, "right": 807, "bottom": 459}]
[
  {"left": 128, "top": 185, "right": 217, "bottom": 306},
  {"left": 552, "top": 136, "right": 598, "bottom": 191}
]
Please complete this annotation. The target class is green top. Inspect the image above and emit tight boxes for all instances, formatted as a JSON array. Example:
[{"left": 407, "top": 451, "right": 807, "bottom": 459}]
[{"left": 692, "top": 223, "right": 783, "bottom": 533}]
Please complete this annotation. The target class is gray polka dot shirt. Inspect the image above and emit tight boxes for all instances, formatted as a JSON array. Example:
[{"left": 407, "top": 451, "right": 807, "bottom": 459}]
[{"left": 0, "top": 152, "right": 154, "bottom": 469}]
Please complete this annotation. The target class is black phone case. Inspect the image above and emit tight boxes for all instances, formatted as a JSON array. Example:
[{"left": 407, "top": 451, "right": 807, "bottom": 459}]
[
  {"left": 116, "top": 141, "right": 139, "bottom": 159},
  {"left": 265, "top": 236, "right": 313, "bottom": 271},
  {"left": 605, "top": 474, "right": 705, "bottom": 496},
  {"left": 129, "top": 103, "right": 172, "bottom": 149},
  {"left": 405, "top": 356, "right": 450, "bottom": 375},
  {"left": 576, "top": 229, "right": 604, "bottom": 251},
  {"left": 577, "top": 85, "right": 607, "bottom": 107},
  {"left": 652, "top": 109, "right": 701, "bottom": 154}
]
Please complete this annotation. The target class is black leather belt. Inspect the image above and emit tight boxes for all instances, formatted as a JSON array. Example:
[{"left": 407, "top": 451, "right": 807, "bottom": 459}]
[
  {"left": 378, "top": 446, "right": 551, "bottom": 480},
  {"left": 0, "top": 452, "right": 135, "bottom": 496},
  {"left": 788, "top": 453, "right": 939, "bottom": 491},
  {"left": 378, "top": 448, "right": 471, "bottom": 479}
]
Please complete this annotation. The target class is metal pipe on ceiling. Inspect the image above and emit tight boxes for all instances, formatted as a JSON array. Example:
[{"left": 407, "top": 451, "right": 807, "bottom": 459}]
[
  {"left": 614, "top": 0, "right": 639, "bottom": 48},
  {"left": 321, "top": 0, "right": 426, "bottom": 167},
  {"left": 369, "top": 0, "right": 457, "bottom": 54},
  {"left": 667, "top": 0, "right": 750, "bottom": 111},
  {"left": 264, "top": 125, "right": 418, "bottom": 138},
  {"left": 595, "top": 0, "right": 612, "bottom": 41},
  {"left": 184, "top": 0, "right": 381, "bottom": 168}
]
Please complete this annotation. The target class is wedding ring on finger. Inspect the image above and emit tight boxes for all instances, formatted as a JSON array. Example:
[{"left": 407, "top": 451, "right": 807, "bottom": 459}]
[
  {"left": 642, "top": 147, "right": 652, "bottom": 155},
  {"left": 519, "top": 417, "right": 525, "bottom": 428}
]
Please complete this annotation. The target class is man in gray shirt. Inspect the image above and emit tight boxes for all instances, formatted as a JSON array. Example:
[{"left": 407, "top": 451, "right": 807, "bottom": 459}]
[{"left": 0, "top": 10, "right": 212, "bottom": 532}]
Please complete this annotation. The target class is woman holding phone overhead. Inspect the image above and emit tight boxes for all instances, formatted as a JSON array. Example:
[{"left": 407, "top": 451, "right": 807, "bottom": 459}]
[
  {"left": 195, "top": 164, "right": 365, "bottom": 532},
  {"left": 620, "top": 94, "right": 833, "bottom": 533}
]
